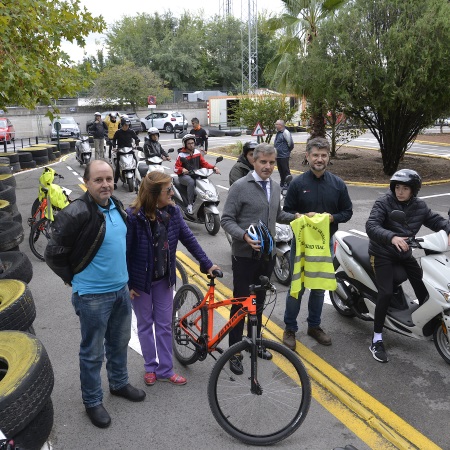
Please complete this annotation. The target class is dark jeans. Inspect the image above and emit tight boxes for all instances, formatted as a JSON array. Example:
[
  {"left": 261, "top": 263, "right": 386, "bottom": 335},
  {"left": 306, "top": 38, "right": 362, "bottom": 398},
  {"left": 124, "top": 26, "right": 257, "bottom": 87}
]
[
  {"left": 277, "top": 157, "right": 291, "bottom": 186},
  {"left": 372, "top": 255, "right": 428, "bottom": 333},
  {"left": 229, "top": 255, "right": 276, "bottom": 347}
]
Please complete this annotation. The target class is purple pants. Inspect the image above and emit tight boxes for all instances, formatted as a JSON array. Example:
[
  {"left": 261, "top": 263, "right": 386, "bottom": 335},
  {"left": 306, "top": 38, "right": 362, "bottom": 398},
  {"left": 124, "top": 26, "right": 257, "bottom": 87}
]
[{"left": 131, "top": 278, "right": 174, "bottom": 378}]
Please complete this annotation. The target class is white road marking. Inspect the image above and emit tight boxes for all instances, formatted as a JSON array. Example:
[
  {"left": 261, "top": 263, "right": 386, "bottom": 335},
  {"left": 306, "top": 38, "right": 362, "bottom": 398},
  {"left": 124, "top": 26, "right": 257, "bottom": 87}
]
[
  {"left": 216, "top": 184, "right": 229, "bottom": 191},
  {"left": 419, "top": 193, "right": 450, "bottom": 199}
]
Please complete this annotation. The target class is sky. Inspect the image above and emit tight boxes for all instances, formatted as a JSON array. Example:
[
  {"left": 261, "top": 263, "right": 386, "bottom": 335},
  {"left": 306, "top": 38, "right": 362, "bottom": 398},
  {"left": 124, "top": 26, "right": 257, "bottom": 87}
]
[{"left": 63, "top": 0, "right": 285, "bottom": 62}]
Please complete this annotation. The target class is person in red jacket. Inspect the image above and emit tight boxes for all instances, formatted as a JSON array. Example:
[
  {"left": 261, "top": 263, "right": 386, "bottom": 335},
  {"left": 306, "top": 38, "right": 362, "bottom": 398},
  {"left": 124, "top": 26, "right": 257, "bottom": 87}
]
[{"left": 174, "top": 134, "right": 220, "bottom": 214}]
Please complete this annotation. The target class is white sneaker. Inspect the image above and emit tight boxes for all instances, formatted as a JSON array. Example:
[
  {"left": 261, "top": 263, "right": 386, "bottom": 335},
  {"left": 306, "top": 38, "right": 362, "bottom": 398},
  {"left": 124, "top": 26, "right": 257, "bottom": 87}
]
[{"left": 187, "top": 204, "right": 193, "bottom": 214}]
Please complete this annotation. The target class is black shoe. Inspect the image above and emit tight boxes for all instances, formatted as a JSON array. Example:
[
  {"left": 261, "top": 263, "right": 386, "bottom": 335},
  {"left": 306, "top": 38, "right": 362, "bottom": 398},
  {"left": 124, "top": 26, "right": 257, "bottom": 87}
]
[
  {"left": 114, "top": 183, "right": 118, "bottom": 190},
  {"left": 229, "top": 354, "right": 244, "bottom": 375},
  {"left": 85, "top": 404, "right": 111, "bottom": 428},
  {"left": 369, "top": 340, "right": 388, "bottom": 363},
  {"left": 258, "top": 348, "right": 273, "bottom": 360},
  {"left": 110, "top": 383, "right": 146, "bottom": 402}
]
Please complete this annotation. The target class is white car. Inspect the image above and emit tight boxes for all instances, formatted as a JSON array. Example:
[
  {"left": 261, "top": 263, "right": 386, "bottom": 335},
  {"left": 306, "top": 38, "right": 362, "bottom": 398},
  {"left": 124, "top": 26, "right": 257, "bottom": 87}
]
[
  {"left": 50, "top": 117, "right": 80, "bottom": 140},
  {"left": 140, "top": 111, "right": 188, "bottom": 133}
]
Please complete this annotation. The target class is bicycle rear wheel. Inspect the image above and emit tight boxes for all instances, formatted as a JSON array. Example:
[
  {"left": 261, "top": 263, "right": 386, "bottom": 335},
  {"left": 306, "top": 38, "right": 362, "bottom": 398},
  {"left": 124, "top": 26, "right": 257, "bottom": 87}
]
[
  {"left": 207, "top": 339, "right": 311, "bottom": 446},
  {"left": 29, "top": 218, "right": 51, "bottom": 261},
  {"left": 172, "top": 284, "right": 205, "bottom": 365}
]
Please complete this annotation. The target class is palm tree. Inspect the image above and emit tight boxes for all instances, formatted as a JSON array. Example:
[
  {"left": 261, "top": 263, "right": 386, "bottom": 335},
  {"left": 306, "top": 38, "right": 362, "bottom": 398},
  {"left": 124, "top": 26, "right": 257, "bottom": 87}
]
[{"left": 266, "top": 0, "right": 348, "bottom": 138}]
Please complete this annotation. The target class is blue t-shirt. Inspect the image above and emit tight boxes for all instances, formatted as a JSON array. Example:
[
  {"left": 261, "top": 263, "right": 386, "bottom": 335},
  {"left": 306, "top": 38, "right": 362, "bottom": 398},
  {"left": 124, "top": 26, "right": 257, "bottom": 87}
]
[{"left": 72, "top": 199, "right": 128, "bottom": 295}]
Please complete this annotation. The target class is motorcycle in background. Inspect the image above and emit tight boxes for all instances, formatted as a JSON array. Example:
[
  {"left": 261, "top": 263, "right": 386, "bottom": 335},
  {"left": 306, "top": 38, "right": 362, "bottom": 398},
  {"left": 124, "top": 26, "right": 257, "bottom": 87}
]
[
  {"left": 75, "top": 136, "right": 92, "bottom": 166},
  {"left": 171, "top": 156, "right": 223, "bottom": 235},
  {"left": 112, "top": 146, "right": 138, "bottom": 192},
  {"left": 135, "top": 148, "right": 174, "bottom": 192}
]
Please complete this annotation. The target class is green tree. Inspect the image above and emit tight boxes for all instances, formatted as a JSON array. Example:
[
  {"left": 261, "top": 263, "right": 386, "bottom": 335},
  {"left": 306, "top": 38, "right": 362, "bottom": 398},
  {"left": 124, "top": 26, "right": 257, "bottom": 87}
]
[
  {"left": 265, "top": 0, "right": 348, "bottom": 138},
  {"left": 0, "top": 0, "right": 104, "bottom": 110},
  {"left": 231, "top": 95, "right": 294, "bottom": 142},
  {"left": 90, "top": 62, "right": 172, "bottom": 110},
  {"left": 309, "top": 0, "right": 450, "bottom": 174}
]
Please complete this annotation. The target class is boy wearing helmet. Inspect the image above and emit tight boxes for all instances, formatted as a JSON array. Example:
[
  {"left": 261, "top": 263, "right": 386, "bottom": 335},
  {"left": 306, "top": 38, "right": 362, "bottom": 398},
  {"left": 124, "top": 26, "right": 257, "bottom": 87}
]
[
  {"left": 174, "top": 134, "right": 220, "bottom": 214},
  {"left": 366, "top": 169, "right": 450, "bottom": 363},
  {"left": 144, "top": 127, "right": 171, "bottom": 161},
  {"left": 229, "top": 141, "right": 257, "bottom": 186}
]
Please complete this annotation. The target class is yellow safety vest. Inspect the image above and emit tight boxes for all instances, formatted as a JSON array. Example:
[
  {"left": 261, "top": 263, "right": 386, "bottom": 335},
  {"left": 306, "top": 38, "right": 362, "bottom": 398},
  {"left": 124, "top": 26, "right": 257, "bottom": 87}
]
[
  {"left": 38, "top": 168, "right": 70, "bottom": 220},
  {"left": 290, "top": 214, "right": 336, "bottom": 299}
]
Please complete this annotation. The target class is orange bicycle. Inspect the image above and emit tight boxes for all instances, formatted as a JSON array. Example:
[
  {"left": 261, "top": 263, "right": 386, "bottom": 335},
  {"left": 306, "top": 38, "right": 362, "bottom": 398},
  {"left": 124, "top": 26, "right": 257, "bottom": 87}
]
[{"left": 172, "top": 271, "right": 311, "bottom": 446}]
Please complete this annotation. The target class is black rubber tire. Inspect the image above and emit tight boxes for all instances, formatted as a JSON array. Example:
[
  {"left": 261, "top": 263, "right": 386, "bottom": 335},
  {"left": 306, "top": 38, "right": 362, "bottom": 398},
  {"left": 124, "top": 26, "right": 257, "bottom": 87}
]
[
  {"left": 11, "top": 209, "right": 22, "bottom": 224},
  {"left": 17, "top": 151, "right": 33, "bottom": 163},
  {"left": 0, "top": 211, "right": 11, "bottom": 222},
  {"left": 58, "top": 142, "right": 70, "bottom": 150},
  {"left": 33, "top": 155, "right": 49, "bottom": 166},
  {"left": 0, "top": 186, "right": 16, "bottom": 205},
  {"left": 0, "top": 157, "right": 10, "bottom": 164},
  {"left": 273, "top": 251, "right": 292, "bottom": 286},
  {"left": 0, "top": 221, "right": 24, "bottom": 251},
  {"left": 0, "top": 173, "right": 16, "bottom": 188},
  {"left": 141, "top": 122, "right": 147, "bottom": 132},
  {"left": 29, "top": 218, "right": 51, "bottom": 261},
  {"left": 0, "top": 153, "right": 19, "bottom": 164},
  {"left": 330, "top": 278, "right": 357, "bottom": 318},
  {"left": 127, "top": 177, "right": 134, "bottom": 192},
  {"left": 20, "top": 160, "right": 37, "bottom": 169},
  {"left": 204, "top": 212, "right": 220, "bottom": 235},
  {"left": 0, "top": 279, "right": 36, "bottom": 332},
  {"left": 164, "top": 123, "right": 174, "bottom": 133},
  {"left": 11, "top": 162, "right": 21, "bottom": 173},
  {"left": 53, "top": 150, "right": 61, "bottom": 158},
  {"left": 28, "top": 148, "right": 48, "bottom": 158},
  {"left": 0, "top": 199, "right": 12, "bottom": 213},
  {"left": 172, "top": 284, "right": 206, "bottom": 365},
  {"left": 12, "top": 397, "right": 54, "bottom": 450},
  {"left": 208, "top": 339, "right": 311, "bottom": 446},
  {"left": 175, "top": 259, "right": 188, "bottom": 285},
  {"left": 0, "top": 251, "right": 33, "bottom": 284},
  {"left": 48, "top": 148, "right": 55, "bottom": 161},
  {"left": 0, "top": 331, "right": 54, "bottom": 438},
  {"left": 224, "top": 130, "right": 242, "bottom": 136},
  {"left": 434, "top": 322, "right": 450, "bottom": 364},
  {"left": 0, "top": 166, "right": 12, "bottom": 175}
]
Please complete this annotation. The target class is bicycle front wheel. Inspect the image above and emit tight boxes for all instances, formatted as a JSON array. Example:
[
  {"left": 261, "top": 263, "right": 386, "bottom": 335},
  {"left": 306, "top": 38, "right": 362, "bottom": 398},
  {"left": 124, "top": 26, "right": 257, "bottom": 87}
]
[
  {"left": 29, "top": 218, "right": 52, "bottom": 261},
  {"left": 172, "top": 284, "right": 205, "bottom": 365},
  {"left": 175, "top": 259, "right": 188, "bottom": 285},
  {"left": 207, "top": 339, "right": 311, "bottom": 446}
]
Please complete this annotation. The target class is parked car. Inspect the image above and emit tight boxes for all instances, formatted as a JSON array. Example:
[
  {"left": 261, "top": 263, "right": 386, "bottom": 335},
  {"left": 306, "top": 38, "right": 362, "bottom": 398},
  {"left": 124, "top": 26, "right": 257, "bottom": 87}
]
[
  {"left": 0, "top": 118, "right": 15, "bottom": 143},
  {"left": 140, "top": 111, "right": 188, "bottom": 133},
  {"left": 85, "top": 111, "right": 141, "bottom": 134},
  {"left": 50, "top": 117, "right": 80, "bottom": 140}
]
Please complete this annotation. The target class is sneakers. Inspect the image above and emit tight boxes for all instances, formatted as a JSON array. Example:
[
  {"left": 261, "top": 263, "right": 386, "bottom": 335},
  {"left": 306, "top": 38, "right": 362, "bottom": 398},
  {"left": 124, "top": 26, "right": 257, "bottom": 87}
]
[
  {"left": 283, "top": 330, "right": 296, "bottom": 350},
  {"left": 187, "top": 204, "right": 193, "bottom": 214},
  {"left": 229, "top": 354, "right": 244, "bottom": 375},
  {"left": 159, "top": 374, "right": 187, "bottom": 385},
  {"left": 144, "top": 372, "right": 156, "bottom": 386},
  {"left": 370, "top": 340, "right": 388, "bottom": 363},
  {"left": 307, "top": 326, "right": 332, "bottom": 346}
]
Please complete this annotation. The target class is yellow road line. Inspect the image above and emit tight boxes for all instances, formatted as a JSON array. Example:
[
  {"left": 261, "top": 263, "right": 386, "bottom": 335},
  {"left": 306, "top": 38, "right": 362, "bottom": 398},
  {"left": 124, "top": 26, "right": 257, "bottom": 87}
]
[{"left": 176, "top": 251, "right": 441, "bottom": 450}]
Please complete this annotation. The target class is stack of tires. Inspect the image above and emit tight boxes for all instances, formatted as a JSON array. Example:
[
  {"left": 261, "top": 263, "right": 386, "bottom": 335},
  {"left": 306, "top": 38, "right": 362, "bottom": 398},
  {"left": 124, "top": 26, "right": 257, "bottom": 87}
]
[{"left": 0, "top": 158, "right": 53, "bottom": 450}]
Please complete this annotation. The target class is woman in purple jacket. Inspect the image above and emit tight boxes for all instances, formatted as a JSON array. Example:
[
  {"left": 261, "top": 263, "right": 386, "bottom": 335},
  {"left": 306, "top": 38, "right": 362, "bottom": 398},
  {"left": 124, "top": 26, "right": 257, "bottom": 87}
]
[{"left": 126, "top": 172, "right": 219, "bottom": 386}]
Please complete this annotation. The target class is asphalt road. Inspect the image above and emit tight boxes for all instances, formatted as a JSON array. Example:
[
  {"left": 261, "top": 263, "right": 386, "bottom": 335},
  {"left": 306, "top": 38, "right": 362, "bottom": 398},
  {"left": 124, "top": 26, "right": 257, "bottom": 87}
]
[{"left": 11, "top": 135, "right": 450, "bottom": 449}]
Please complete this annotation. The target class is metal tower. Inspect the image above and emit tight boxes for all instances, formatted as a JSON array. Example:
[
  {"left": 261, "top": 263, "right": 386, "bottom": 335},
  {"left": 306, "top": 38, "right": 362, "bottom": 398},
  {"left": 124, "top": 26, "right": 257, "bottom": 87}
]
[
  {"left": 241, "top": 0, "right": 258, "bottom": 93},
  {"left": 220, "top": 0, "right": 233, "bottom": 17}
]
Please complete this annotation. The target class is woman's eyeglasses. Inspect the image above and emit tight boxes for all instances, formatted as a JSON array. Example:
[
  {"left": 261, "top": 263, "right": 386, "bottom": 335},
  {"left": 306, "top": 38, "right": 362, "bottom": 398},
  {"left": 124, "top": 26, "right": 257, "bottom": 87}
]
[{"left": 164, "top": 185, "right": 174, "bottom": 194}]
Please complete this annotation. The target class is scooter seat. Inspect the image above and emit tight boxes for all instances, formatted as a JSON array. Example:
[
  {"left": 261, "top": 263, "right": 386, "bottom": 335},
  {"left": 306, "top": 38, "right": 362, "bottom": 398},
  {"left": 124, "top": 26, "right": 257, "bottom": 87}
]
[
  {"left": 138, "top": 165, "right": 148, "bottom": 178},
  {"left": 342, "top": 236, "right": 374, "bottom": 278}
]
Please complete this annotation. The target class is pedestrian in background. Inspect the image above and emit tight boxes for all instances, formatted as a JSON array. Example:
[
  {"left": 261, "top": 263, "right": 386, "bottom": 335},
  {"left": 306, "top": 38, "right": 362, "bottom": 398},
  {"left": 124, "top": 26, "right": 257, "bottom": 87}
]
[
  {"left": 88, "top": 112, "right": 108, "bottom": 160},
  {"left": 104, "top": 112, "right": 120, "bottom": 160},
  {"left": 190, "top": 117, "right": 208, "bottom": 154},
  {"left": 274, "top": 120, "right": 294, "bottom": 187}
]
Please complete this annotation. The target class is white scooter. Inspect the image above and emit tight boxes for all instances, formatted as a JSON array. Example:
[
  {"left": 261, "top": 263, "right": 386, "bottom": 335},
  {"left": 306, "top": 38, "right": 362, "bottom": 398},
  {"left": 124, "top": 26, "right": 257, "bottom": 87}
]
[
  {"left": 171, "top": 156, "right": 223, "bottom": 235},
  {"left": 332, "top": 210, "right": 450, "bottom": 364},
  {"left": 135, "top": 148, "right": 174, "bottom": 192},
  {"left": 75, "top": 136, "right": 92, "bottom": 166},
  {"left": 112, "top": 147, "right": 137, "bottom": 192}
]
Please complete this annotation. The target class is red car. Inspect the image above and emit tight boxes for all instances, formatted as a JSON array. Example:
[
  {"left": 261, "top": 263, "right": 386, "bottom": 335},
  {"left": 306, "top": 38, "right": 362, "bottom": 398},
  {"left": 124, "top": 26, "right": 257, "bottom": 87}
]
[{"left": 0, "top": 118, "right": 15, "bottom": 143}]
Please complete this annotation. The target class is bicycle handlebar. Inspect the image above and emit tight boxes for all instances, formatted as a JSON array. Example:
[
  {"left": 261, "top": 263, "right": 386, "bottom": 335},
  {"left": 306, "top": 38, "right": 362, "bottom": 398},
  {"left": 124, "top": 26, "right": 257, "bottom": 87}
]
[{"left": 249, "top": 275, "right": 274, "bottom": 293}]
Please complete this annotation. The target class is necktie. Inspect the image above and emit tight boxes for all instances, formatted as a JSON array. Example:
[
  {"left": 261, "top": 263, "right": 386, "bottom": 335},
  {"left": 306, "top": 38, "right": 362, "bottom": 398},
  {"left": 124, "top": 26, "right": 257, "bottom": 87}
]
[{"left": 259, "top": 180, "right": 269, "bottom": 200}]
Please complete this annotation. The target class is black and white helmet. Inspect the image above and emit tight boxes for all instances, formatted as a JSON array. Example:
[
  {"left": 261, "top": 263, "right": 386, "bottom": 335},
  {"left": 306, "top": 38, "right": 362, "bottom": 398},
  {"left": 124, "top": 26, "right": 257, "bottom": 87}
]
[
  {"left": 389, "top": 169, "right": 422, "bottom": 197},
  {"left": 148, "top": 127, "right": 159, "bottom": 137},
  {"left": 182, "top": 133, "right": 196, "bottom": 146},
  {"left": 121, "top": 117, "right": 131, "bottom": 127},
  {"left": 247, "top": 220, "right": 274, "bottom": 257}
]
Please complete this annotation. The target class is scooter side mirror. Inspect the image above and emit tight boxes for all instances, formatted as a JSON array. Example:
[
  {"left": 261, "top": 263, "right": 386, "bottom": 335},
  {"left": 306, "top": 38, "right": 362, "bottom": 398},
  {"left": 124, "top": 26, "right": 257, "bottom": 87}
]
[
  {"left": 390, "top": 210, "right": 407, "bottom": 224},
  {"left": 168, "top": 148, "right": 174, "bottom": 153},
  {"left": 215, "top": 156, "right": 223, "bottom": 163}
]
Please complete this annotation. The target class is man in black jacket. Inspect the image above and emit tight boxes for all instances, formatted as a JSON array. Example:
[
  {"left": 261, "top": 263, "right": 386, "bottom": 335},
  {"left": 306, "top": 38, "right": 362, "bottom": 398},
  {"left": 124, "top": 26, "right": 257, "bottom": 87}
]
[
  {"left": 45, "top": 160, "right": 145, "bottom": 428},
  {"left": 190, "top": 117, "right": 208, "bottom": 154},
  {"left": 282, "top": 137, "right": 353, "bottom": 350},
  {"left": 366, "top": 169, "right": 450, "bottom": 363},
  {"left": 88, "top": 112, "right": 108, "bottom": 159}
]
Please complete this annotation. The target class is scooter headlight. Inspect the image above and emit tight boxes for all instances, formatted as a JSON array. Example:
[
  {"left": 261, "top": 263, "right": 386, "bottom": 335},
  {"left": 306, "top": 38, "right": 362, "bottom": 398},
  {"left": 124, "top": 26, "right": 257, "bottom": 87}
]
[{"left": 437, "top": 289, "right": 450, "bottom": 303}]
